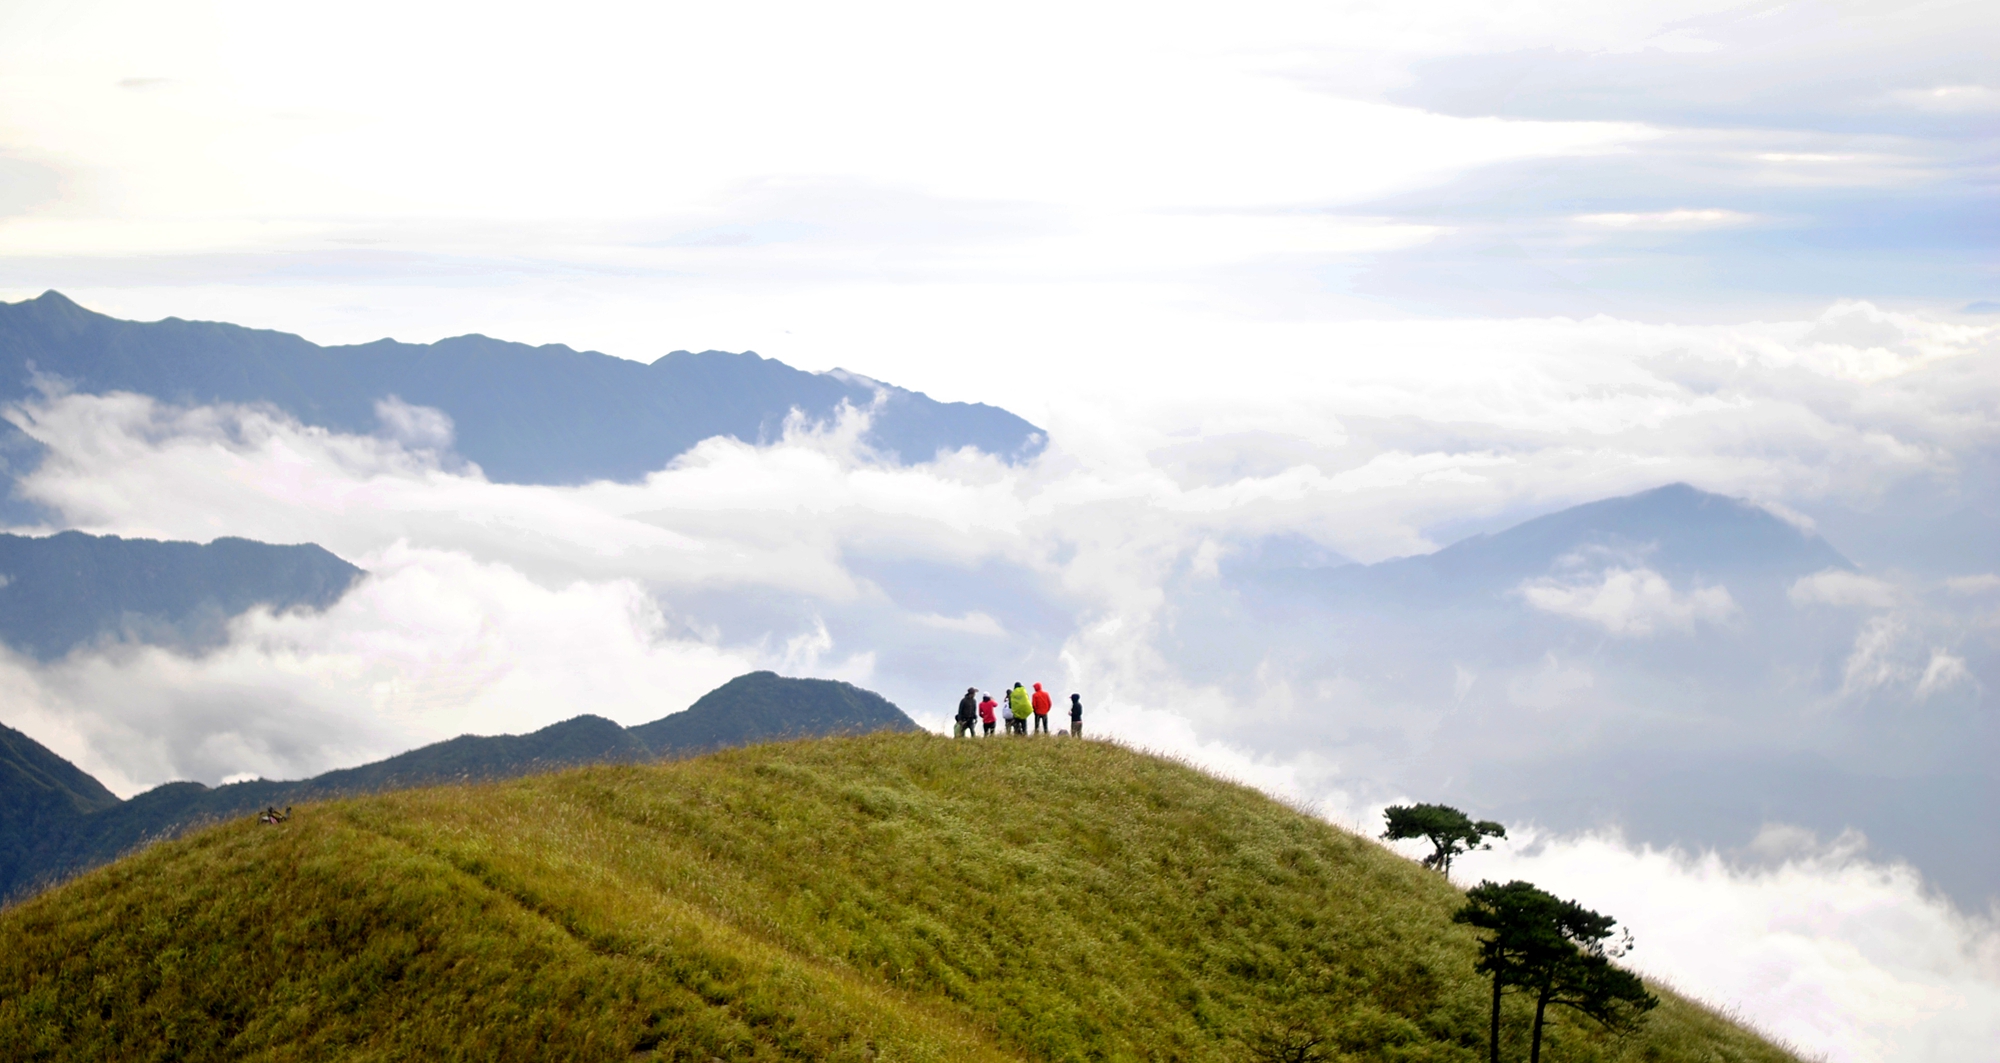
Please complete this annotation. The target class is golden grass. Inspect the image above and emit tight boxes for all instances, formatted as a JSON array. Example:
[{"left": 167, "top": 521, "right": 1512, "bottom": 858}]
[{"left": 0, "top": 734, "right": 1800, "bottom": 1062}]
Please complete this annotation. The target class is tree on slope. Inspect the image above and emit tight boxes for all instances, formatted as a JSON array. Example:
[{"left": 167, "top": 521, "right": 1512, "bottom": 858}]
[
  {"left": 1381, "top": 803, "right": 1505, "bottom": 875},
  {"left": 1454, "top": 880, "right": 1658, "bottom": 1063},
  {"left": 1245, "top": 1015, "right": 1329, "bottom": 1063}
]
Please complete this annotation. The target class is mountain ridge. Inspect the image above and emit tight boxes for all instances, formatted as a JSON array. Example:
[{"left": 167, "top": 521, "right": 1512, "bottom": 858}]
[
  {"left": 0, "top": 671, "right": 920, "bottom": 902},
  {"left": 1253, "top": 482, "right": 1853, "bottom": 609},
  {"left": 0, "top": 530, "right": 364, "bottom": 660},
  {"left": 0, "top": 291, "right": 1045, "bottom": 485}
]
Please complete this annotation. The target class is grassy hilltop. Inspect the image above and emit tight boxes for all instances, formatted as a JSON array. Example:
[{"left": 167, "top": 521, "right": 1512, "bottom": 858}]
[{"left": 0, "top": 735, "right": 1795, "bottom": 1062}]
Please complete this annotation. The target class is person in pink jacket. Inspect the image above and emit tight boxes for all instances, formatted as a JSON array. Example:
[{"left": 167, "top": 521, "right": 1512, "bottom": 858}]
[{"left": 978, "top": 692, "right": 998, "bottom": 736}]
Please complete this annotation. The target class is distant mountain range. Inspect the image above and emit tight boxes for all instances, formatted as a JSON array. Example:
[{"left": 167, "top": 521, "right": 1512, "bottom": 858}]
[
  {"left": 1228, "top": 483, "right": 1849, "bottom": 605},
  {"left": 0, "top": 531, "right": 362, "bottom": 660},
  {"left": 1189, "top": 481, "right": 2000, "bottom": 905},
  {"left": 0, "top": 291, "right": 1044, "bottom": 487},
  {"left": 0, "top": 671, "right": 919, "bottom": 902}
]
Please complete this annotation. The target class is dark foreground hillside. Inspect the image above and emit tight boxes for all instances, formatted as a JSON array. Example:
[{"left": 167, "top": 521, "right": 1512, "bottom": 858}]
[{"left": 0, "top": 735, "right": 1795, "bottom": 1063}]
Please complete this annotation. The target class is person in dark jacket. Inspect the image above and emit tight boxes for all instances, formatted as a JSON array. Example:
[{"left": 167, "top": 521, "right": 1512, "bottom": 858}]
[
  {"left": 1069, "top": 693, "right": 1083, "bottom": 737},
  {"left": 978, "top": 692, "right": 998, "bottom": 736},
  {"left": 955, "top": 687, "right": 978, "bottom": 738}
]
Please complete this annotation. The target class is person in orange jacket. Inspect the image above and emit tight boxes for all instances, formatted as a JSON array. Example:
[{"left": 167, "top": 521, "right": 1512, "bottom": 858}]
[{"left": 1030, "top": 682, "right": 1053, "bottom": 734}]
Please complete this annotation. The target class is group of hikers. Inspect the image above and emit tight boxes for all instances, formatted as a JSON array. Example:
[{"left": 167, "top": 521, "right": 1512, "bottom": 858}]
[{"left": 954, "top": 682, "right": 1082, "bottom": 738}]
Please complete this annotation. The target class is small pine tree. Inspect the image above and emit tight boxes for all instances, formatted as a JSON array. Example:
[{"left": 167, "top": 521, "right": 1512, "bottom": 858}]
[
  {"left": 1454, "top": 880, "right": 1658, "bottom": 1063},
  {"left": 1381, "top": 803, "right": 1505, "bottom": 875}
]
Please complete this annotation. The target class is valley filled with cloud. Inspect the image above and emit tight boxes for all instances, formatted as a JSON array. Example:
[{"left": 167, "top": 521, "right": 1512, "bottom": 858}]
[{"left": 4, "top": 294, "right": 1996, "bottom": 1060}]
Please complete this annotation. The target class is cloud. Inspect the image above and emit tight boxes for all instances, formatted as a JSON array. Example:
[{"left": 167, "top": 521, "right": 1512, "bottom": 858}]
[
  {"left": 1467, "top": 826, "right": 2000, "bottom": 1063},
  {"left": 1521, "top": 567, "right": 1736, "bottom": 635},
  {"left": 913, "top": 611, "right": 1008, "bottom": 637},
  {"left": 373, "top": 396, "right": 454, "bottom": 450},
  {"left": 1842, "top": 616, "right": 1912, "bottom": 695},
  {"left": 1574, "top": 208, "right": 1756, "bottom": 229},
  {"left": 1888, "top": 85, "right": 2000, "bottom": 114},
  {"left": 1791, "top": 569, "right": 1901, "bottom": 609},
  {"left": 1944, "top": 574, "right": 2000, "bottom": 596},
  {"left": 1915, "top": 650, "right": 1971, "bottom": 699},
  {"left": 0, "top": 545, "right": 763, "bottom": 795},
  {"left": 1751, "top": 498, "right": 1817, "bottom": 533}
]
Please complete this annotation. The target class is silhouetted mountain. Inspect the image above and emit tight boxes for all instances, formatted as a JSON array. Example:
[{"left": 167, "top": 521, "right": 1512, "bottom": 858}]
[
  {"left": 0, "top": 291, "right": 1044, "bottom": 485},
  {"left": 0, "top": 531, "right": 363, "bottom": 660},
  {"left": 1, "top": 672, "right": 921, "bottom": 902},
  {"left": 627, "top": 670, "right": 922, "bottom": 753}
]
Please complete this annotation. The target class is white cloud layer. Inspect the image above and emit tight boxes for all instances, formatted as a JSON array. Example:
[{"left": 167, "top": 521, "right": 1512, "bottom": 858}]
[
  {"left": 0, "top": 547, "right": 761, "bottom": 795},
  {"left": 1521, "top": 567, "right": 1737, "bottom": 635},
  {"left": 4, "top": 295, "right": 1998, "bottom": 1053},
  {"left": 1791, "top": 569, "right": 1902, "bottom": 609},
  {"left": 1465, "top": 827, "right": 2000, "bottom": 1063},
  {"left": 0, "top": 302, "right": 1994, "bottom": 1058}
]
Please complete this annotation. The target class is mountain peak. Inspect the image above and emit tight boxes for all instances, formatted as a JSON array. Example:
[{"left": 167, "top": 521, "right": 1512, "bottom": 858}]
[
  {"left": 1436, "top": 481, "right": 1844, "bottom": 572},
  {"left": 627, "top": 671, "right": 918, "bottom": 753},
  {"left": 5, "top": 289, "right": 103, "bottom": 338}
]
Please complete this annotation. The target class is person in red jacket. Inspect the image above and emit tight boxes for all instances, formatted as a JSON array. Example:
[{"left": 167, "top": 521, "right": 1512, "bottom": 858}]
[
  {"left": 1031, "top": 682, "right": 1053, "bottom": 734},
  {"left": 977, "top": 692, "right": 998, "bottom": 736}
]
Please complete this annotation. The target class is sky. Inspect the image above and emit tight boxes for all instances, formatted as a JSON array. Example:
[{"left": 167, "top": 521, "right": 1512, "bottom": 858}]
[{"left": 2, "top": 1, "right": 1998, "bottom": 1060}]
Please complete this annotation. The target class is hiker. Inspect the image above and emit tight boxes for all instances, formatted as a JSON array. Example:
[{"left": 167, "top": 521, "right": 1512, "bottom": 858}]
[
  {"left": 1031, "top": 682, "right": 1052, "bottom": 734},
  {"left": 978, "top": 691, "right": 998, "bottom": 736},
  {"left": 1008, "top": 682, "right": 1031, "bottom": 735},
  {"left": 1069, "top": 693, "right": 1083, "bottom": 737},
  {"left": 956, "top": 687, "right": 978, "bottom": 738}
]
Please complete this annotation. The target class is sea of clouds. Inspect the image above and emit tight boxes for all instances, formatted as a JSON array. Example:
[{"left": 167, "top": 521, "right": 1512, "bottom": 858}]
[
  {"left": 2, "top": 0, "right": 1996, "bottom": 1055},
  {"left": 3, "top": 298, "right": 1997, "bottom": 1062}
]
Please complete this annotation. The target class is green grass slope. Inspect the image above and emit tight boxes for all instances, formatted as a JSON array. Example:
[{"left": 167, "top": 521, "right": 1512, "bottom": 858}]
[{"left": 0, "top": 735, "right": 1796, "bottom": 1063}]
